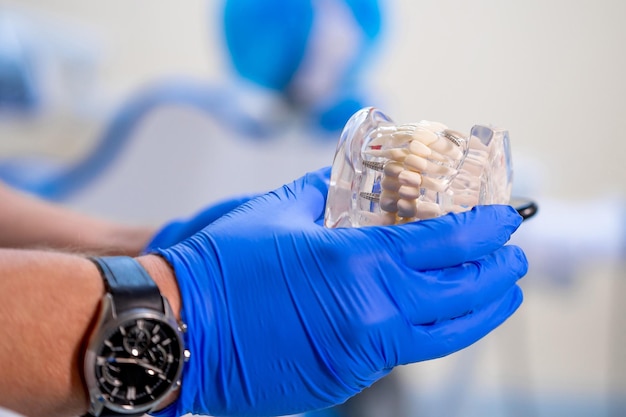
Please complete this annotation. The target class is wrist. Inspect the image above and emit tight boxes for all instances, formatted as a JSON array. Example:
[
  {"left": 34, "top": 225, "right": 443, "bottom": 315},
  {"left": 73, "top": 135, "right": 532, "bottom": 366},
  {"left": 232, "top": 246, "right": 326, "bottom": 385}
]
[
  {"left": 136, "top": 254, "right": 182, "bottom": 320},
  {"left": 135, "top": 254, "right": 183, "bottom": 411}
]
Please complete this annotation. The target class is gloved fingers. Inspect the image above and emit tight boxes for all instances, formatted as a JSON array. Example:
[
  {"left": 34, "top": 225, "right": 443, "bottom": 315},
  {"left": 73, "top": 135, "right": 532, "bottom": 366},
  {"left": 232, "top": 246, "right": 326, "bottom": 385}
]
[
  {"left": 252, "top": 167, "right": 331, "bottom": 225},
  {"left": 306, "top": 166, "right": 331, "bottom": 195},
  {"left": 143, "top": 220, "right": 184, "bottom": 252},
  {"left": 170, "top": 194, "right": 258, "bottom": 241},
  {"left": 388, "top": 245, "right": 527, "bottom": 325},
  {"left": 144, "top": 194, "right": 256, "bottom": 251},
  {"left": 394, "top": 285, "right": 523, "bottom": 366},
  {"left": 189, "top": 194, "right": 258, "bottom": 228},
  {"left": 370, "top": 205, "right": 523, "bottom": 270}
]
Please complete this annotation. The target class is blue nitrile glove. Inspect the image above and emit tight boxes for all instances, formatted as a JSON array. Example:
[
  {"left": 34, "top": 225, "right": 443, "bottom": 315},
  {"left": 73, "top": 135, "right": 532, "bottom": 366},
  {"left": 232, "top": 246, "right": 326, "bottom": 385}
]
[
  {"left": 152, "top": 167, "right": 528, "bottom": 417},
  {"left": 144, "top": 195, "right": 255, "bottom": 252}
]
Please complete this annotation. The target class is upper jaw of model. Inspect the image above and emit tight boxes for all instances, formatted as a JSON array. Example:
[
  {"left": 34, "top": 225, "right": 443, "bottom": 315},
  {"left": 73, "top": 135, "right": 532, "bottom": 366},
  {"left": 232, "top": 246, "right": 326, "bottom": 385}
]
[{"left": 324, "top": 107, "right": 513, "bottom": 228}]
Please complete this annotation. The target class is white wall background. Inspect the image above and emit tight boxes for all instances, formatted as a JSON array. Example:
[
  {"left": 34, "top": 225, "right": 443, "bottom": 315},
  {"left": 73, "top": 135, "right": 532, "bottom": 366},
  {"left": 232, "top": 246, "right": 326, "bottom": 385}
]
[{"left": 1, "top": 0, "right": 624, "bottom": 212}]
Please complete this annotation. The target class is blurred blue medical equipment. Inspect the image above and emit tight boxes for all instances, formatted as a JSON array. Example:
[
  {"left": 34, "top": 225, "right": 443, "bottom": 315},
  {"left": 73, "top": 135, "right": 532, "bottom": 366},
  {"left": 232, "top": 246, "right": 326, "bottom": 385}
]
[
  {"left": 0, "top": 78, "right": 277, "bottom": 200},
  {"left": 0, "top": 13, "right": 39, "bottom": 112},
  {"left": 223, "top": 0, "right": 382, "bottom": 132},
  {"left": 0, "top": 0, "right": 383, "bottom": 202}
]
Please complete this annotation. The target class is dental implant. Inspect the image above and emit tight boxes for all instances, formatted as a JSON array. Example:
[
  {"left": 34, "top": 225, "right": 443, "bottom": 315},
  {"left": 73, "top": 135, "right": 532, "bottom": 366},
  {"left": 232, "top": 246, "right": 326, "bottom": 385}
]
[{"left": 324, "top": 107, "right": 513, "bottom": 228}]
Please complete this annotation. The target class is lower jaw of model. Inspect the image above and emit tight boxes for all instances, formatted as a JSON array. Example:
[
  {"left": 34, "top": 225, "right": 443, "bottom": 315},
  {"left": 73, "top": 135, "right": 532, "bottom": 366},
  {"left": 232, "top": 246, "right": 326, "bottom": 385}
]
[{"left": 324, "top": 107, "right": 513, "bottom": 228}]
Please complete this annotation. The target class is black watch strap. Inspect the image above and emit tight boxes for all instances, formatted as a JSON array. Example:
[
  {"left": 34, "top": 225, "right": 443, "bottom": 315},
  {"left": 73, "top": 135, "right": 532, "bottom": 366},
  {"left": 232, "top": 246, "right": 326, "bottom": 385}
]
[
  {"left": 91, "top": 256, "right": 164, "bottom": 316},
  {"left": 83, "top": 408, "right": 142, "bottom": 417}
]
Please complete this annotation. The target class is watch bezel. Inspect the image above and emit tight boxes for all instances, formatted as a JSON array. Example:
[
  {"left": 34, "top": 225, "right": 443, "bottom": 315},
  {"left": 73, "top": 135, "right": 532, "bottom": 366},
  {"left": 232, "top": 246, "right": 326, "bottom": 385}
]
[{"left": 83, "top": 294, "right": 186, "bottom": 416}]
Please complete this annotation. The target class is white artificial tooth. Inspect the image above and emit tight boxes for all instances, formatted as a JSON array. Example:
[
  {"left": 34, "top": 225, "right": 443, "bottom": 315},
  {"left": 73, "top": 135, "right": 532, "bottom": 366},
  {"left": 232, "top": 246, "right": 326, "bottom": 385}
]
[
  {"left": 383, "top": 161, "right": 404, "bottom": 177},
  {"left": 408, "top": 140, "right": 432, "bottom": 157},
  {"left": 404, "top": 154, "right": 453, "bottom": 176},
  {"left": 452, "top": 193, "right": 479, "bottom": 206},
  {"left": 469, "top": 136, "right": 489, "bottom": 151},
  {"left": 398, "top": 169, "right": 422, "bottom": 187},
  {"left": 451, "top": 175, "right": 480, "bottom": 189},
  {"left": 467, "top": 150, "right": 488, "bottom": 162},
  {"left": 429, "top": 137, "right": 464, "bottom": 160},
  {"left": 397, "top": 198, "right": 418, "bottom": 218},
  {"left": 427, "top": 162, "right": 456, "bottom": 177},
  {"left": 468, "top": 148, "right": 489, "bottom": 159},
  {"left": 389, "top": 131, "right": 414, "bottom": 147},
  {"left": 425, "top": 150, "right": 448, "bottom": 163},
  {"left": 412, "top": 127, "right": 439, "bottom": 145},
  {"left": 457, "top": 170, "right": 481, "bottom": 183},
  {"left": 417, "top": 120, "right": 448, "bottom": 132},
  {"left": 398, "top": 185, "right": 421, "bottom": 200},
  {"left": 404, "top": 154, "right": 428, "bottom": 172},
  {"left": 380, "top": 191, "right": 399, "bottom": 213},
  {"left": 381, "top": 176, "right": 401, "bottom": 192},
  {"left": 415, "top": 201, "right": 442, "bottom": 219},
  {"left": 421, "top": 176, "right": 447, "bottom": 192},
  {"left": 380, "top": 212, "right": 398, "bottom": 225},
  {"left": 455, "top": 171, "right": 479, "bottom": 182},
  {"left": 458, "top": 160, "right": 484, "bottom": 176},
  {"left": 357, "top": 211, "right": 397, "bottom": 226},
  {"left": 382, "top": 148, "right": 409, "bottom": 161}
]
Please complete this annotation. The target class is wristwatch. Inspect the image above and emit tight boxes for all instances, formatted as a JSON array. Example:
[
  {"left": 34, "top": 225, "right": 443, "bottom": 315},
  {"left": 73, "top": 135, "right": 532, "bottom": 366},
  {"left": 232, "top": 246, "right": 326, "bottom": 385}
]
[{"left": 82, "top": 256, "right": 190, "bottom": 417}]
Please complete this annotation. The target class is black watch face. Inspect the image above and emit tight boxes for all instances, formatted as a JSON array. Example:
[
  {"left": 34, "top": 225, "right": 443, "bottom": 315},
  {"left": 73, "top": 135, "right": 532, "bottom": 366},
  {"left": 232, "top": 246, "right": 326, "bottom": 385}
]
[{"left": 94, "top": 317, "right": 182, "bottom": 408}]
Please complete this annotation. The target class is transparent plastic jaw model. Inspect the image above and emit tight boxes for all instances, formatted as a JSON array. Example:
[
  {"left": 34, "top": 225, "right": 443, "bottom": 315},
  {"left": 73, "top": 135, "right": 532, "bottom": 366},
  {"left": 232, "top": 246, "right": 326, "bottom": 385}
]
[{"left": 324, "top": 107, "right": 513, "bottom": 228}]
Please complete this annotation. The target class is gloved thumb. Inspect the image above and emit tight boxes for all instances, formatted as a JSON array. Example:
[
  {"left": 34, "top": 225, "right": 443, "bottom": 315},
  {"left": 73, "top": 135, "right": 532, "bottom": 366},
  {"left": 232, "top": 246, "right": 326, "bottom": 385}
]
[{"left": 241, "top": 167, "right": 331, "bottom": 226}]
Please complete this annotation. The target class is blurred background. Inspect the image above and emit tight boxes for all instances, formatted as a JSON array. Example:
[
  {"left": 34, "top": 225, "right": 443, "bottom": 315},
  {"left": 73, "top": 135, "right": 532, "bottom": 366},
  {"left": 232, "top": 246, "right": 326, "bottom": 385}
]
[{"left": 0, "top": 0, "right": 624, "bottom": 416}]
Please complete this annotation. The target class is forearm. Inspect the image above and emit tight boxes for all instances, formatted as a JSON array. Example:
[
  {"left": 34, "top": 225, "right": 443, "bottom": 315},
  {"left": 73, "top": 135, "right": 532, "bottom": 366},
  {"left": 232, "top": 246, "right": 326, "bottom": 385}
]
[
  {"left": 0, "top": 250, "right": 181, "bottom": 417},
  {"left": 0, "top": 183, "right": 155, "bottom": 256}
]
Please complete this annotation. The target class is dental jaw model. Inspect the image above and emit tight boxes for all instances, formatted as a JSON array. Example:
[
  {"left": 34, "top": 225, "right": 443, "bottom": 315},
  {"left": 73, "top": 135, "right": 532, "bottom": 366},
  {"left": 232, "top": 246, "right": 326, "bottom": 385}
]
[{"left": 324, "top": 107, "right": 513, "bottom": 228}]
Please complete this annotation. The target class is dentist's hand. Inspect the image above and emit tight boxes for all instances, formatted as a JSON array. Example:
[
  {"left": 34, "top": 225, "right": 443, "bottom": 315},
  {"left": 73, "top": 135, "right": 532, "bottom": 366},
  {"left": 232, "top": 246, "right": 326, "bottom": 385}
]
[
  {"left": 144, "top": 195, "right": 255, "bottom": 251},
  {"left": 153, "top": 168, "right": 528, "bottom": 417}
]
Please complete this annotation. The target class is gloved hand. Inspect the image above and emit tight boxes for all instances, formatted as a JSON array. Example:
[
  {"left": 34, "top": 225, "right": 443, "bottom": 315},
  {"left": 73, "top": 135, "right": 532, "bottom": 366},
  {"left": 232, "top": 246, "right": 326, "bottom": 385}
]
[
  {"left": 152, "top": 167, "right": 528, "bottom": 417},
  {"left": 144, "top": 195, "right": 255, "bottom": 252}
]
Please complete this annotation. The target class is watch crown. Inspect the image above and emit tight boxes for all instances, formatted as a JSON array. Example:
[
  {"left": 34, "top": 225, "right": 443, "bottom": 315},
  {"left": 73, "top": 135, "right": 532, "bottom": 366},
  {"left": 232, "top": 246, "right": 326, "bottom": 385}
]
[
  {"left": 179, "top": 322, "right": 188, "bottom": 333},
  {"left": 184, "top": 349, "right": 191, "bottom": 362}
]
